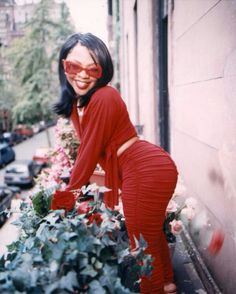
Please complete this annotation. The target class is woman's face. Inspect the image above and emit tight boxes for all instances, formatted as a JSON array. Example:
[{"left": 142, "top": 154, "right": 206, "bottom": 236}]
[{"left": 64, "top": 43, "right": 101, "bottom": 96}]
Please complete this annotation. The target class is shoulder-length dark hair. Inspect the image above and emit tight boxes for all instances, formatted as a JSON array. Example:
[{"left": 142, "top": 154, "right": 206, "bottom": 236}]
[{"left": 54, "top": 33, "right": 114, "bottom": 117}]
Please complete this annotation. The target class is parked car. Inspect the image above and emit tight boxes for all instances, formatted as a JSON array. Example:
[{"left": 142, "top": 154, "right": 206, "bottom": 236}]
[
  {"left": 0, "top": 143, "right": 15, "bottom": 168},
  {"left": 14, "top": 125, "right": 34, "bottom": 140},
  {"left": 1, "top": 132, "right": 23, "bottom": 146},
  {"left": 0, "top": 185, "right": 21, "bottom": 226},
  {"left": 4, "top": 160, "right": 42, "bottom": 187},
  {"left": 32, "top": 147, "right": 52, "bottom": 166},
  {"left": 32, "top": 123, "right": 41, "bottom": 134},
  {"left": 46, "top": 120, "right": 56, "bottom": 128},
  {"left": 32, "top": 121, "right": 46, "bottom": 134}
]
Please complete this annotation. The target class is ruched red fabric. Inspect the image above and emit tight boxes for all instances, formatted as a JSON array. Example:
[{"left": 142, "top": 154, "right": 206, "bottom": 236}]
[
  {"left": 67, "top": 86, "right": 137, "bottom": 208},
  {"left": 118, "top": 140, "right": 178, "bottom": 293}
]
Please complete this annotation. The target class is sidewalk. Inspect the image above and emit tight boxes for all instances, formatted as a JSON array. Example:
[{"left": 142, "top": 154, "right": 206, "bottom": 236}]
[
  {"left": 173, "top": 227, "right": 224, "bottom": 294},
  {"left": 0, "top": 199, "right": 21, "bottom": 256},
  {"left": 170, "top": 182, "right": 215, "bottom": 294},
  {"left": 173, "top": 234, "right": 207, "bottom": 294}
]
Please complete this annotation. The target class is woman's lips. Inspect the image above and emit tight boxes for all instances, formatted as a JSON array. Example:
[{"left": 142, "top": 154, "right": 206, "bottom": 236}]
[{"left": 74, "top": 80, "right": 89, "bottom": 90}]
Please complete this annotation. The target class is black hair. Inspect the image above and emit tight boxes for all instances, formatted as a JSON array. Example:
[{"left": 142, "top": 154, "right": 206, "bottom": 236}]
[{"left": 54, "top": 32, "right": 114, "bottom": 117}]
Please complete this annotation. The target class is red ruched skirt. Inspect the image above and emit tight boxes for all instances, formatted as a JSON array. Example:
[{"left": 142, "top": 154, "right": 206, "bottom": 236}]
[{"left": 118, "top": 140, "right": 178, "bottom": 293}]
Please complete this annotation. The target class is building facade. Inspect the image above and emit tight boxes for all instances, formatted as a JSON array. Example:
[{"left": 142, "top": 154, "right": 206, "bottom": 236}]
[
  {"left": 0, "top": 0, "right": 64, "bottom": 47},
  {"left": 114, "top": 0, "right": 236, "bottom": 293},
  {"left": 0, "top": 0, "right": 37, "bottom": 47},
  {"left": 0, "top": 0, "right": 16, "bottom": 47}
]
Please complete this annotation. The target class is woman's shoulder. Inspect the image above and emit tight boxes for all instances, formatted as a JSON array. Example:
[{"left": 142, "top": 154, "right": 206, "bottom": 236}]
[
  {"left": 95, "top": 85, "right": 120, "bottom": 95},
  {"left": 92, "top": 86, "right": 122, "bottom": 104},
  {"left": 85, "top": 86, "right": 126, "bottom": 118}
]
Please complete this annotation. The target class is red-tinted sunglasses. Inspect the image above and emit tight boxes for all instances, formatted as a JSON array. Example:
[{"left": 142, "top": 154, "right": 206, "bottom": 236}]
[{"left": 62, "top": 59, "right": 102, "bottom": 79}]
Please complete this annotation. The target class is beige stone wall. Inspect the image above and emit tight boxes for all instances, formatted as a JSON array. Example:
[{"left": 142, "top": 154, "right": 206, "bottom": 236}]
[
  {"left": 119, "top": 0, "right": 158, "bottom": 143},
  {"left": 169, "top": 0, "right": 236, "bottom": 292}
]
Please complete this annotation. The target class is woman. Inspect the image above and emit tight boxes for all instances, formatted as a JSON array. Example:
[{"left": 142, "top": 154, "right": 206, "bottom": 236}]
[{"left": 54, "top": 32, "right": 178, "bottom": 294}]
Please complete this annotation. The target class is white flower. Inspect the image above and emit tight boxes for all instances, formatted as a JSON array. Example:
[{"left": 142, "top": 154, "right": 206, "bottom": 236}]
[
  {"left": 166, "top": 199, "right": 179, "bottom": 213},
  {"left": 185, "top": 197, "right": 197, "bottom": 208},
  {"left": 181, "top": 207, "right": 195, "bottom": 221}
]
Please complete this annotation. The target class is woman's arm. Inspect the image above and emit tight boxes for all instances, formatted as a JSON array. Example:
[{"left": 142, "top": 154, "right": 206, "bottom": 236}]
[{"left": 66, "top": 87, "right": 122, "bottom": 192}]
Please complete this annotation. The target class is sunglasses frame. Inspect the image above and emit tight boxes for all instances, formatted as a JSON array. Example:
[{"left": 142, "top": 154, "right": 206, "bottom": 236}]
[{"left": 62, "top": 59, "right": 102, "bottom": 79}]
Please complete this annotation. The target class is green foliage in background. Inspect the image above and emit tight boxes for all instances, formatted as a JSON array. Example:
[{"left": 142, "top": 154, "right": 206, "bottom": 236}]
[
  {"left": 5, "top": 0, "right": 74, "bottom": 125},
  {"left": 0, "top": 56, "right": 17, "bottom": 113}
]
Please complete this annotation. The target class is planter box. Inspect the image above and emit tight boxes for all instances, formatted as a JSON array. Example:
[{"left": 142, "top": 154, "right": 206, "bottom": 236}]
[{"left": 90, "top": 170, "right": 105, "bottom": 186}]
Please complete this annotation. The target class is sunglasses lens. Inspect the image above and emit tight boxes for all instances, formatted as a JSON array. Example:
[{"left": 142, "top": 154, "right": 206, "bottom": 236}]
[
  {"left": 88, "top": 65, "right": 102, "bottom": 78},
  {"left": 66, "top": 62, "right": 82, "bottom": 75}
]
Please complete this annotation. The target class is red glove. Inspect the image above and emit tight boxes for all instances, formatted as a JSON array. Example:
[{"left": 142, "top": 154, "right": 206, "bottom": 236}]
[{"left": 51, "top": 190, "right": 76, "bottom": 211}]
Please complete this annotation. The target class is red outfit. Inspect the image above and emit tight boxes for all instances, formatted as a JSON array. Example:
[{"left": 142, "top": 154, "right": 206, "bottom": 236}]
[
  {"left": 67, "top": 85, "right": 137, "bottom": 208},
  {"left": 67, "top": 85, "right": 178, "bottom": 293},
  {"left": 118, "top": 140, "right": 177, "bottom": 293}
]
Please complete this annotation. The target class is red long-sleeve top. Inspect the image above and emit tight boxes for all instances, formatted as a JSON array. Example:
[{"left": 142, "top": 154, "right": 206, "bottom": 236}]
[{"left": 66, "top": 85, "right": 137, "bottom": 209}]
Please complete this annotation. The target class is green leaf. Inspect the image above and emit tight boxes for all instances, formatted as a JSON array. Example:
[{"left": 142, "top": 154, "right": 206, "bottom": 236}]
[
  {"left": 36, "top": 222, "right": 48, "bottom": 240},
  {"left": 61, "top": 232, "right": 78, "bottom": 241},
  {"left": 101, "top": 234, "right": 116, "bottom": 246},
  {"left": 51, "top": 242, "right": 65, "bottom": 261},
  {"left": 94, "top": 260, "right": 103, "bottom": 270},
  {"left": 11, "top": 268, "right": 31, "bottom": 292},
  {"left": 117, "top": 248, "right": 130, "bottom": 263},
  {"left": 44, "top": 211, "right": 61, "bottom": 225},
  {"left": 138, "top": 234, "right": 147, "bottom": 249},
  {"left": 33, "top": 254, "right": 44, "bottom": 264},
  {"left": 114, "top": 279, "right": 133, "bottom": 294},
  {"left": 41, "top": 244, "right": 53, "bottom": 262},
  {"left": 0, "top": 255, "right": 5, "bottom": 270},
  {"left": 29, "top": 268, "right": 39, "bottom": 288},
  {"left": 59, "top": 271, "right": 79, "bottom": 291},
  {"left": 45, "top": 282, "right": 59, "bottom": 294},
  {"left": 6, "top": 241, "right": 21, "bottom": 252},
  {"left": 80, "top": 265, "right": 98, "bottom": 278},
  {"left": 88, "top": 280, "right": 106, "bottom": 294},
  {"left": 0, "top": 272, "right": 8, "bottom": 283},
  {"left": 32, "top": 190, "right": 53, "bottom": 217},
  {"left": 24, "top": 236, "right": 36, "bottom": 250}
]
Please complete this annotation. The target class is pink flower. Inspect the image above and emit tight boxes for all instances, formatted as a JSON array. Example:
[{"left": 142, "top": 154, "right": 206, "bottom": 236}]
[
  {"left": 170, "top": 219, "right": 183, "bottom": 234},
  {"left": 77, "top": 201, "right": 92, "bottom": 214},
  {"left": 34, "top": 118, "right": 79, "bottom": 191}
]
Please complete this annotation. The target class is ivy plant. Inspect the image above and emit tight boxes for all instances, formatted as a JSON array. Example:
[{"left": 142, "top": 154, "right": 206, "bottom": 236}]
[{"left": 0, "top": 190, "right": 152, "bottom": 293}]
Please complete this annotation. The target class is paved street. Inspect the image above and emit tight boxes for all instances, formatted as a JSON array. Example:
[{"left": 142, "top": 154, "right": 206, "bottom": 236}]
[
  {"left": 0, "top": 127, "right": 55, "bottom": 184},
  {"left": 0, "top": 127, "right": 55, "bottom": 256},
  {"left": 0, "top": 199, "right": 21, "bottom": 255}
]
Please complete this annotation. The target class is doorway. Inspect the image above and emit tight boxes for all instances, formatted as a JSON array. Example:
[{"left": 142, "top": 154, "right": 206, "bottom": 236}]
[{"left": 158, "top": 0, "right": 169, "bottom": 151}]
